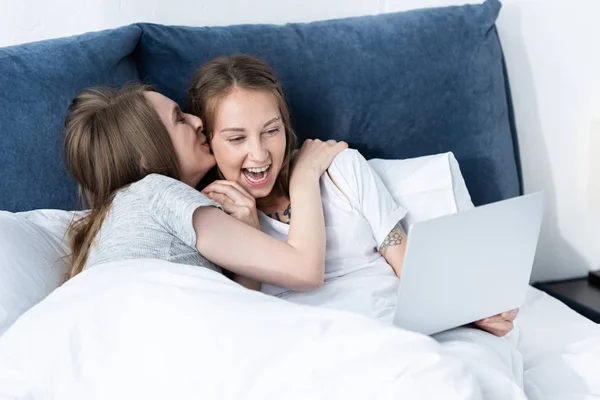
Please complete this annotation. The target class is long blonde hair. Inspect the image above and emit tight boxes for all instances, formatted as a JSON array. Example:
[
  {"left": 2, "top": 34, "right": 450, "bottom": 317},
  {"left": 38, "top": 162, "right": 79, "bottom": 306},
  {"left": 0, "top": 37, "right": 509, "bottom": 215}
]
[
  {"left": 187, "top": 54, "right": 297, "bottom": 198},
  {"left": 63, "top": 84, "right": 180, "bottom": 281}
]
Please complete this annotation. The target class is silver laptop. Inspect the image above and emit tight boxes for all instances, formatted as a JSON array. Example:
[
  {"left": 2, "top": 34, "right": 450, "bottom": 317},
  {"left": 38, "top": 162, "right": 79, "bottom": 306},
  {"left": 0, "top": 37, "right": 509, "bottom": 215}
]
[{"left": 393, "top": 192, "right": 544, "bottom": 335}]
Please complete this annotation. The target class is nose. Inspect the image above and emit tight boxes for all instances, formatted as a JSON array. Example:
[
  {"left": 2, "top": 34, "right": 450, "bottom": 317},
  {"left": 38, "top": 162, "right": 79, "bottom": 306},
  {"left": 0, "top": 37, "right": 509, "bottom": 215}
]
[
  {"left": 188, "top": 113, "right": 203, "bottom": 132},
  {"left": 248, "top": 135, "right": 269, "bottom": 163}
]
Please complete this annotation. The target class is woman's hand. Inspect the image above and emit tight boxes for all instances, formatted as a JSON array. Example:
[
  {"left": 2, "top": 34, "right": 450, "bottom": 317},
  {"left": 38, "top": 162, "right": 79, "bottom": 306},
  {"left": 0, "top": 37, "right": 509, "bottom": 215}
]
[
  {"left": 474, "top": 308, "right": 519, "bottom": 337},
  {"left": 202, "top": 180, "right": 260, "bottom": 229},
  {"left": 292, "top": 139, "right": 348, "bottom": 180}
]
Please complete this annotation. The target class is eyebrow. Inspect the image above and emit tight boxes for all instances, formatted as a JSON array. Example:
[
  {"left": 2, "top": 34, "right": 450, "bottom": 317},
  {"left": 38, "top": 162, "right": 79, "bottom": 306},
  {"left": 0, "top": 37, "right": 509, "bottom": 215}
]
[
  {"left": 219, "top": 116, "right": 281, "bottom": 134},
  {"left": 263, "top": 116, "right": 281, "bottom": 128}
]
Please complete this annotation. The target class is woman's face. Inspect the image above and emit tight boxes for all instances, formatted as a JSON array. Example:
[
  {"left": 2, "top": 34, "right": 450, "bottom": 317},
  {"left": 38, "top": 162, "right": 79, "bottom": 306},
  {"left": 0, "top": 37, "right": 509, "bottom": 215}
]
[
  {"left": 210, "top": 88, "right": 287, "bottom": 200},
  {"left": 144, "top": 91, "right": 216, "bottom": 187}
]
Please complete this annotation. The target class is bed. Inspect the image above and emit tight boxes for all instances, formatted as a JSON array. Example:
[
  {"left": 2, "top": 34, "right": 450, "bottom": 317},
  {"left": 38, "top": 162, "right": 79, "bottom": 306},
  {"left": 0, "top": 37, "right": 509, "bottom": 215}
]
[{"left": 0, "top": 0, "right": 598, "bottom": 398}]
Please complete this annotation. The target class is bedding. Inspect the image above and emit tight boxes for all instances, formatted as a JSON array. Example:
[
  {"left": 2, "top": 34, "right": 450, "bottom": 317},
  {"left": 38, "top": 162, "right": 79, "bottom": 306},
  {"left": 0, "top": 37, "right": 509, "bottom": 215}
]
[
  {"left": 518, "top": 287, "right": 600, "bottom": 400},
  {"left": 369, "top": 152, "right": 474, "bottom": 232},
  {"left": 0, "top": 259, "right": 482, "bottom": 400},
  {"left": 1, "top": 216, "right": 599, "bottom": 399},
  {"left": 0, "top": 210, "right": 73, "bottom": 335},
  {"left": 1, "top": 259, "right": 597, "bottom": 399},
  {"left": 1, "top": 153, "right": 599, "bottom": 399},
  {"left": 258, "top": 267, "right": 600, "bottom": 400}
]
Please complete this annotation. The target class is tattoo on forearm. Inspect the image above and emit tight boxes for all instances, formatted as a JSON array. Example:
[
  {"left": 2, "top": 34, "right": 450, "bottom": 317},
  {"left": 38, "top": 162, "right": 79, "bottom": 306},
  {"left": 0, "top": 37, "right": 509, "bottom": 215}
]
[
  {"left": 380, "top": 221, "right": 405, "bottom": 249},
  {"left": 267, "top": 203, "right": 292, "bottom": 224}
]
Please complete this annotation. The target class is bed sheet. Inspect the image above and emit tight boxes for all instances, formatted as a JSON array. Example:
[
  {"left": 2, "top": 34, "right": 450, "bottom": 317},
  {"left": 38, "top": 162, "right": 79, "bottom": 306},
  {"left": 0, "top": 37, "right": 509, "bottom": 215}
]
[
  {"left": 518, "top": 286, "right": 600, "bottom": 400},
  {"left": 0, "top": 259, "right": 482, "bottom": 400},
  {"left": 432, "top": 286, "right": 600, "bottom": 400},
  {"left": 278, "top": 268, "right": 600, "bottom": 399},
  {"left": 1, "top": 256, "right": 597, "bottom": 399}
]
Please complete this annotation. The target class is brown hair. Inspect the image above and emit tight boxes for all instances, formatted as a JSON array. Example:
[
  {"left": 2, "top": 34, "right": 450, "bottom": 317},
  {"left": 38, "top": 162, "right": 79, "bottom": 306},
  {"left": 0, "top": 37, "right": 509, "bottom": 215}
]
[
  {"left": 63, "top": 84, "right": 180, "bottom": 281},
  {"left": 187, "top": 54, "right": 297, "bottom": 198}
]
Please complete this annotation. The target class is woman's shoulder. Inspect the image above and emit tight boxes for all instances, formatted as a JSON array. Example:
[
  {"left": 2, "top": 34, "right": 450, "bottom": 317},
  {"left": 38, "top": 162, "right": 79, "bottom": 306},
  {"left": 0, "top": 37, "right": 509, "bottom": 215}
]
[
  {"left": 120, "top": 173, "right": 191, "bottom": 200},
  {"left": 124, "top": 173, "right": 218, "bottom": 212},
  {"left": 332, "top": 148, "right": 361, "bottom": 163},
  {"left": 130, "top": 173, "right": 180, "bottom": 191},
  {"left": 112, "top": 174, "right": 183, "bottom": 209},
  {"left": 323, "top": 148, "right": 369, "bottom": 202},
  {"left": 328, "top": 148, "right": 368, "bottom": 176}
]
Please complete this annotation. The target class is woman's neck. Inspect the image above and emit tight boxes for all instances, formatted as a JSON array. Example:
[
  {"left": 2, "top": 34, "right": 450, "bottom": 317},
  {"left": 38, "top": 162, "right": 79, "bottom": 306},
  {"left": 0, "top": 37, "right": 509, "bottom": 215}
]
[{"left": 257, "top": 191, "right": 291, "bottom": 223}]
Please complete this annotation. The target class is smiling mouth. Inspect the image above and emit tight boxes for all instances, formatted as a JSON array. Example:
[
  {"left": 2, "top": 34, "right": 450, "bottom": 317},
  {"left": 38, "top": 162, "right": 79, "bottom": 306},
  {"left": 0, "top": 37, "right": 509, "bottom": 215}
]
[{"left": 242, "top": 165, "right": 270, "bottom": 185}]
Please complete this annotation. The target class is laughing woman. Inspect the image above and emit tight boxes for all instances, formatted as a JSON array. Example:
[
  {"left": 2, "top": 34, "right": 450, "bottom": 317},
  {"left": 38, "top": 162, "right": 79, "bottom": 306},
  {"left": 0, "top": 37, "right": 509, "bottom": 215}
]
[{"left": 188, "top": 54, "right": 526, "bottom": 400}]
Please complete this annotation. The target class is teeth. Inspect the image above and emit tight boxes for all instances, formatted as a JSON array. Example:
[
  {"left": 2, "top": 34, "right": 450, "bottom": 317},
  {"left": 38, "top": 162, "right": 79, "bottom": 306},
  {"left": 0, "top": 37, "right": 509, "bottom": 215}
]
[
  {"left": 244, "top": 169, "right": 268, "bottom": 183},
  {"left": 245, "top": 166, "right": 269, "bottom": 173}
]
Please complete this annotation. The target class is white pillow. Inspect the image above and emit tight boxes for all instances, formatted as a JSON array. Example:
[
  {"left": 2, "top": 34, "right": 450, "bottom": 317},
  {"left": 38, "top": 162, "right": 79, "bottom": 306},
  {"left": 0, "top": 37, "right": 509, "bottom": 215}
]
[
  {"left": 0, "top": 209, "right": 75, "bottom": 335},
  {"left": 368, "top": 152, "right": 474, "bottom": 232}
]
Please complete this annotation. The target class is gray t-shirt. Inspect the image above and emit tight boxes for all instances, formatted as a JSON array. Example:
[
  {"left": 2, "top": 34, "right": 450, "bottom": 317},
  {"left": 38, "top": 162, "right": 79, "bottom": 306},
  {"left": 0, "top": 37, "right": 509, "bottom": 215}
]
[{"left": 86, "top": 174, "right": 221, "bottom": 273}]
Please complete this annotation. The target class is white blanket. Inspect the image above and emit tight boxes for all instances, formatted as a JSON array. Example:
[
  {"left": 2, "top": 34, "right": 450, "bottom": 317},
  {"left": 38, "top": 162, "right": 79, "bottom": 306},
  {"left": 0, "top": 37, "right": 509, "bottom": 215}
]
[
  {"left": 276, "top": 266, "right": 600, "bottom": 399},
  {"left": 0, "top": 259, "right": 482, "bottom": 400}
]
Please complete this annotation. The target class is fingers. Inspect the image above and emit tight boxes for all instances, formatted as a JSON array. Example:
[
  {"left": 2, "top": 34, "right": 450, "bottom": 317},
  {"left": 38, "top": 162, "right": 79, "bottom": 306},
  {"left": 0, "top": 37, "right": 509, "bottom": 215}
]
[
  {"left": 475, "top": 319, "right": 514, "bottom": 337},
  {"left": 203, "top": 182, "right": 254, "bottom": 206},
  {"left": 302, "top": 138, "right": 347, "bottom": 150},
  {"left": 208, "top": 180, "right": 254, "bottom": 202},
  {"left": 311, "top": 139, "right": 348, "bottom": 161},
  {"left": 501, "top": 308, "right": 519, "bottom": 321},
  {"left": 475, "top": 309, "right": 518, "bottom": 337},
  {"left": 331, "top": 140, "right": 348, "bottom": 154},
  {"left": 206, "top": 191, "right": 253, "bottom": 216},
  {"left": 217, "top": 200, "right": 247, "bottom": 216},
  {"left": 205, "top": 192, "right": 235, "bottom": 207},
  {"left": 476, "top": 315, "right": 503, "bottom": 325},
  {"left": 293, "top": 138, "right": 349, "bottom": 177},
  {"left": 479, "top": 308, "right": 519, "bottom": 324}
]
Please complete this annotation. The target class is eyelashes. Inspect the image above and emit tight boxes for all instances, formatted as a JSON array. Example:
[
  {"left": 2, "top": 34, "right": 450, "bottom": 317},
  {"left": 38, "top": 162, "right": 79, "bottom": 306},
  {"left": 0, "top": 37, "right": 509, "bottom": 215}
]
[{"left": 227, "top": 128, "right": 280, "bottom": 143}]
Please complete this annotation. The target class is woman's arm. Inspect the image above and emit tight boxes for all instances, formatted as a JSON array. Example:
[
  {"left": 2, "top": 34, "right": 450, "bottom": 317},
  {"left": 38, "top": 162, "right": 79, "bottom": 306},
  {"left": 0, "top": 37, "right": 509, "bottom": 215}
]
[
  {"left": 379, "top": 221, "right": 408, "bottom": 278},
  {"left": 202, "top": 182, "right": 263, "bottom": 291},
  {"left": 325, "top": 149, "right": 409, "bottom": 278},
  {"left": 193, "top": 180, "right": 322, "bottom": 291},
  {"left": 197, "top": 139, "right": 347, "bottom": 291},
  {"left": 203, "top": 167, "right": 329, "bottom": 290}
]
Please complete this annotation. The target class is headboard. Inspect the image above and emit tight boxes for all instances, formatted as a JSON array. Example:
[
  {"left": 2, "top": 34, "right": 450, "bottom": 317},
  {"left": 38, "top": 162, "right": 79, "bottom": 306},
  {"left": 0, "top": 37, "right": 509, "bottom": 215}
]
[{"left": 0, "top": 0, "right": 520, "bottom": 212}]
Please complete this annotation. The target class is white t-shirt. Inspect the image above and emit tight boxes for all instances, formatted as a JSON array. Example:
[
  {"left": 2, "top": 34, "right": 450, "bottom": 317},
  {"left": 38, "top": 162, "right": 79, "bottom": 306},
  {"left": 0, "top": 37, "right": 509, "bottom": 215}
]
[{"left": 260, "top": 149, "right": 407, "bottom": 322}]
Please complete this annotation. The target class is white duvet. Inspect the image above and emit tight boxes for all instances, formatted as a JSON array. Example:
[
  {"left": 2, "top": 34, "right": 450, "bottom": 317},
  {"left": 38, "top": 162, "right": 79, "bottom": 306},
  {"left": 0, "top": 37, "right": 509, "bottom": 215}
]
[{"left": 0, "top": 259, "right": 482, "bottom": 400}]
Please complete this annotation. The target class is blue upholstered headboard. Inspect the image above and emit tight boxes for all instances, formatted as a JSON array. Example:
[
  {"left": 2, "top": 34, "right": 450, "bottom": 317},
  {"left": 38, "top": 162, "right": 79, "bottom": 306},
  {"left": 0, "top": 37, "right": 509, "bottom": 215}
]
[{"left": 0, "top": 0, "right": 521, "bottom": 212}]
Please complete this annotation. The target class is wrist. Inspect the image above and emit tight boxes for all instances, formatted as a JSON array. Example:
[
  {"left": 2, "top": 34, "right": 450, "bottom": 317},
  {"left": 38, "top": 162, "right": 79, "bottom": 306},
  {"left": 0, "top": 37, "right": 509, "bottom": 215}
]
[
  {"left": 290, "top": 173, "right": 320, "bottom": 196},
  {"left": 291, "top": 166, "right": 322, "bottom": 183}
]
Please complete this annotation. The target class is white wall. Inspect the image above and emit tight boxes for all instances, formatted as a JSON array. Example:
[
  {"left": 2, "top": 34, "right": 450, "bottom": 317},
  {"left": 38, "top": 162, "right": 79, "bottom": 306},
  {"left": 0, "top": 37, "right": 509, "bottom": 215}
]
[
  {"left": 1, "top": 0, "right": 598, "bottom": 282},
  {"left": 394, "top": 0, "right": 600, "bottom": 282},
  {"left": 0, "top": 0, "right": 384, "bottom": 47}
]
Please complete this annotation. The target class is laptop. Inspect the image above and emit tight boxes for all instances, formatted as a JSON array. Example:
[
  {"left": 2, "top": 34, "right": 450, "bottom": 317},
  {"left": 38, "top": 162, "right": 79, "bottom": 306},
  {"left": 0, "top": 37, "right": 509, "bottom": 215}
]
[{"left": 393, "top": 192, "right": 544, "bottom": 335}]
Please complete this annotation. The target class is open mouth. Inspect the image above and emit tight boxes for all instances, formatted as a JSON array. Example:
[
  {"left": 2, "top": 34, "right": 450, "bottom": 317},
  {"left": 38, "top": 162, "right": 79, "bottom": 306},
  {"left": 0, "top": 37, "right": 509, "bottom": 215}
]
[{"left": 242, "top": 165, "right": 270, "bottom": 186}]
